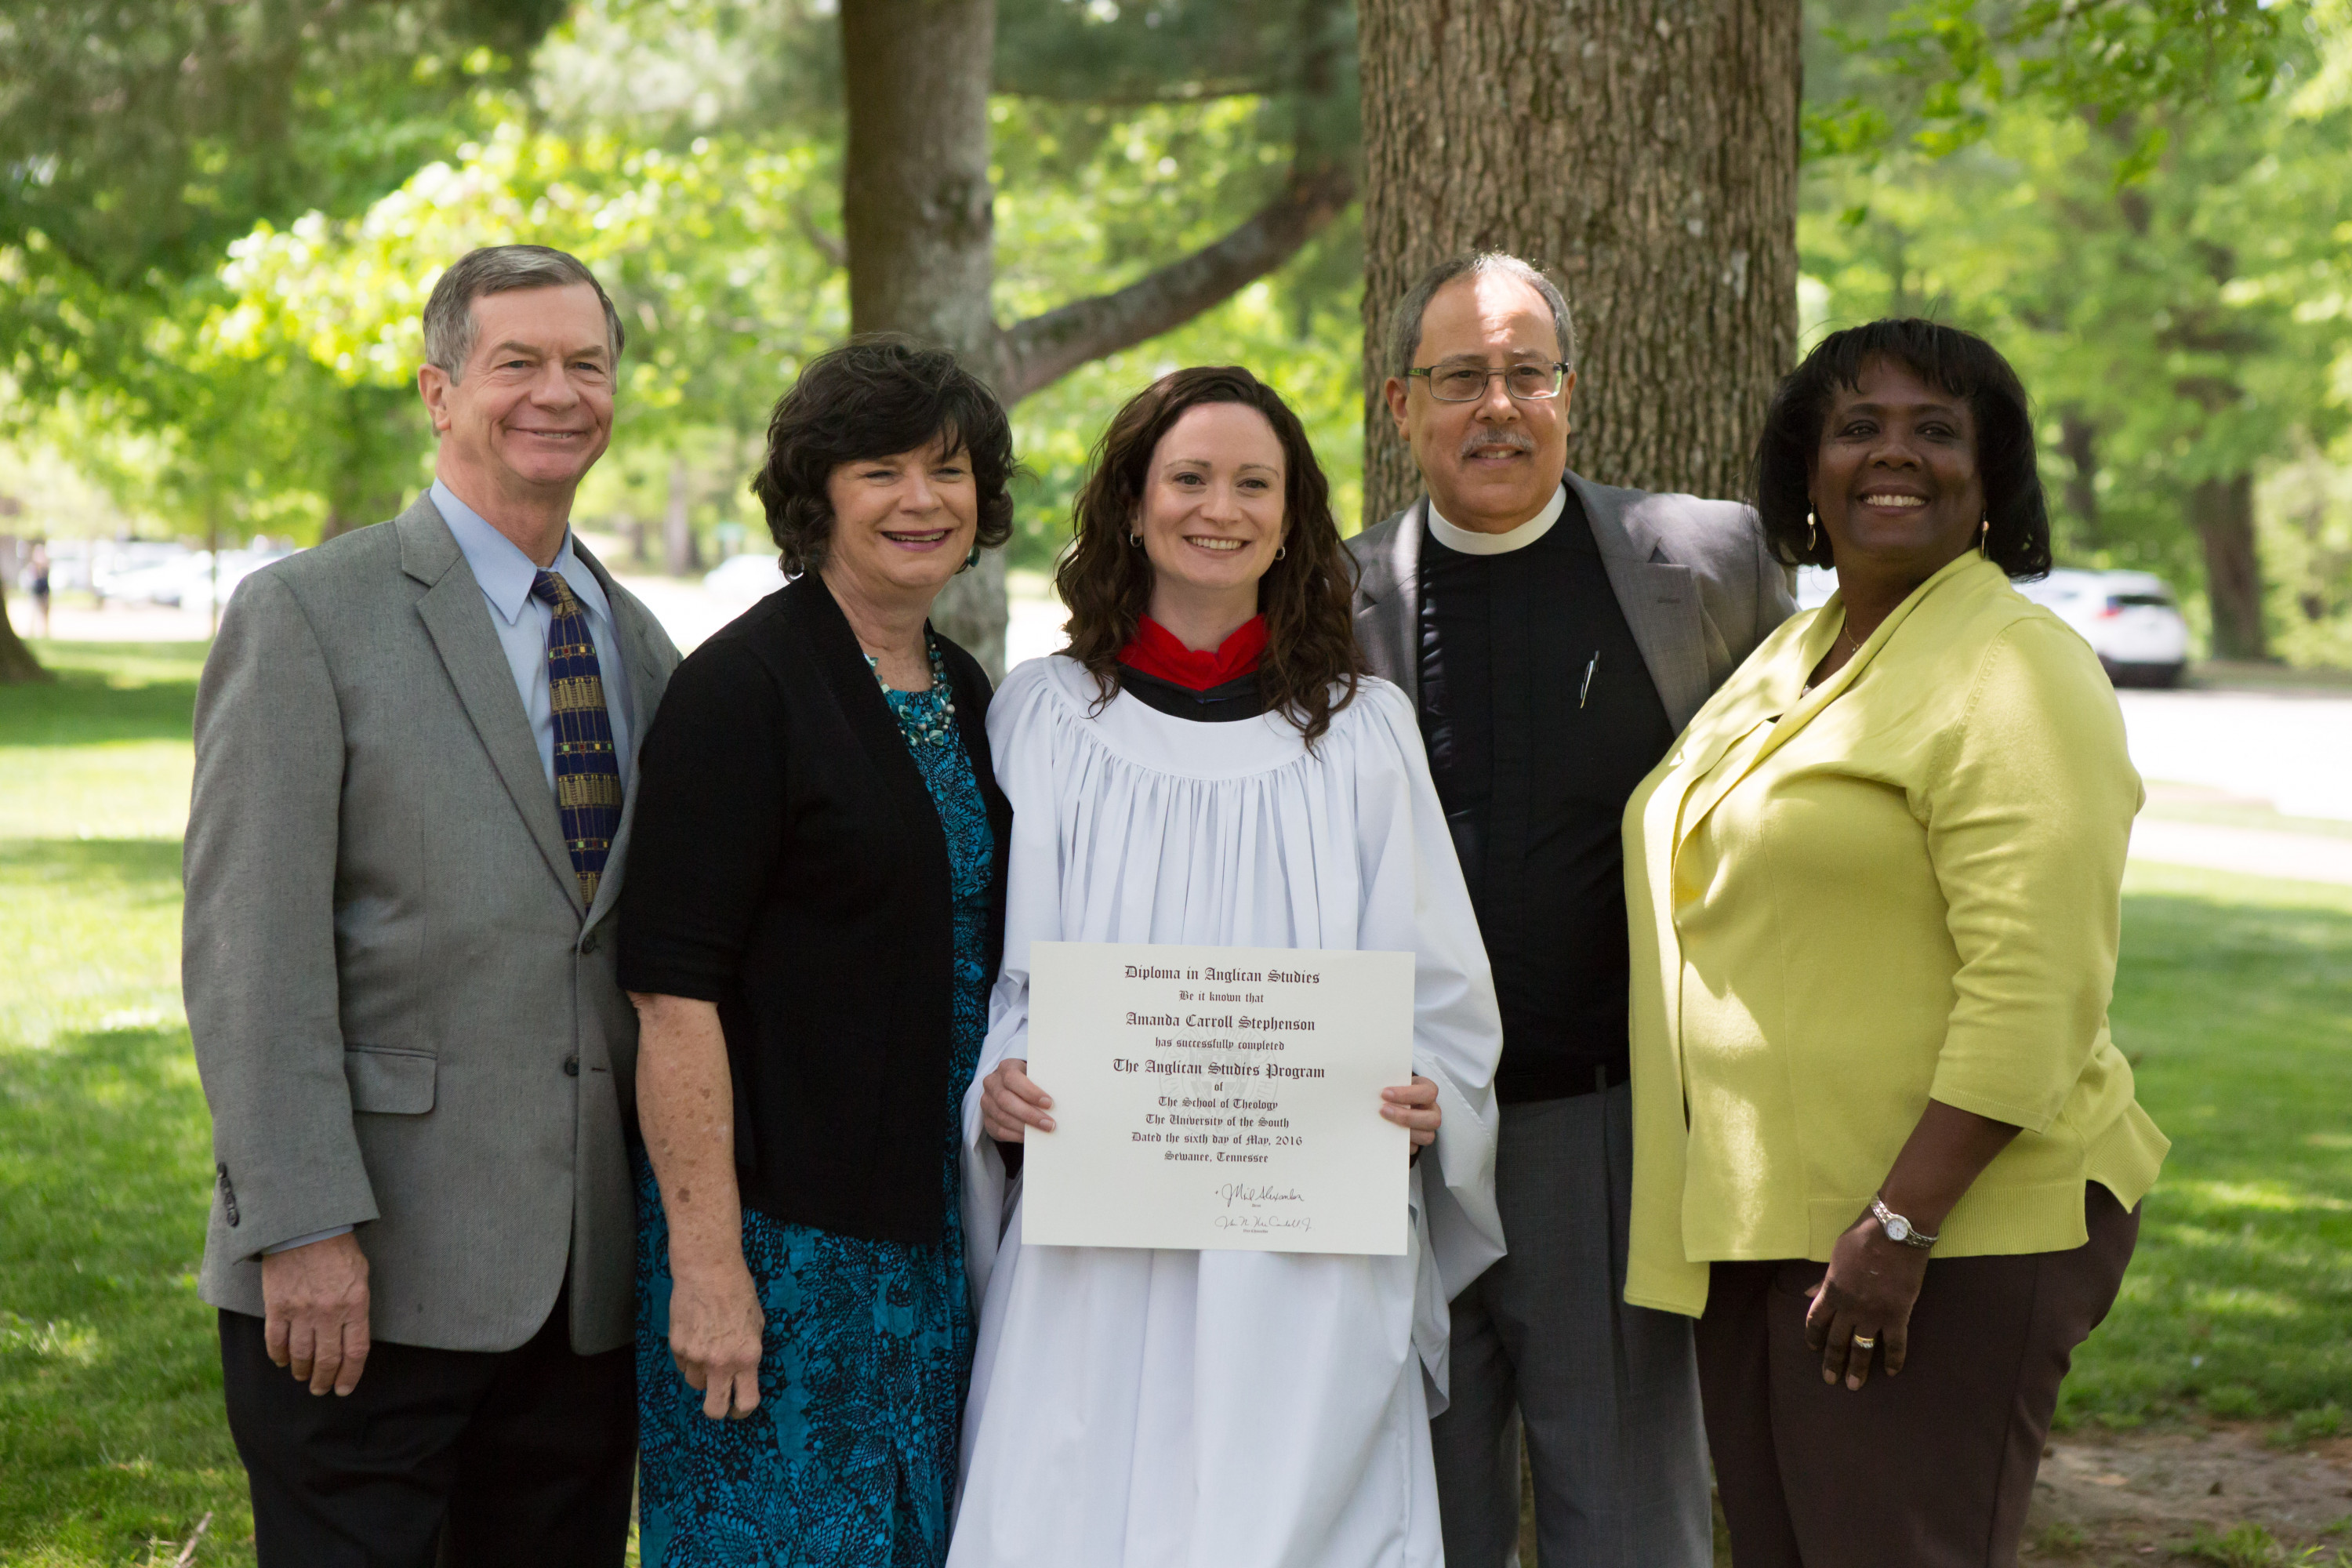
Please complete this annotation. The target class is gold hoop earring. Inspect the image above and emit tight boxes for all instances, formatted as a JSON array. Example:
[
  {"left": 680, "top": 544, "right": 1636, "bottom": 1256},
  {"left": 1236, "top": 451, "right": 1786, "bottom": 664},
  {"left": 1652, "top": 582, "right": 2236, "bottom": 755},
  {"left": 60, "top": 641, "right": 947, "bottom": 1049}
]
[
  {"left": 1978, "top": 516, "right": 1990, "bottom": 557},
  {"left": 1806, "top": 509, "right": 1818, "bottom": 553}
]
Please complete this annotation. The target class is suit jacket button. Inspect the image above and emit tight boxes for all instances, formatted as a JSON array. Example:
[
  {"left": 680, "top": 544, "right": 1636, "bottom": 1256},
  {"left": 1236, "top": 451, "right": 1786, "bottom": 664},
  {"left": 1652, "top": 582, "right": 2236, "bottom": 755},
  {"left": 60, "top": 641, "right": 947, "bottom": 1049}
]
[
  {"left": 563, "top": 1055, "right": 580, "bottom": 1076},
  {"left": 579, "top": 931, "right": 600, "bottom": 955}
]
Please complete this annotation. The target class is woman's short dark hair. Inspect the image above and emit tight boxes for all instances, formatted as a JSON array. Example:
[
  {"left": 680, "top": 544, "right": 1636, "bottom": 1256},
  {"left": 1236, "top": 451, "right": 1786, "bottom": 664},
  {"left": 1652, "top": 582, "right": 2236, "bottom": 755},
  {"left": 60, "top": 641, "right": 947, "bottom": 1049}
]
[
  {"left": 1752, "top": 318, "right": 2052, "bottom": 579},
  {"left": 751, "top": 335, "right": 1016, "bottom": 575},
  {"left": 1054, "top": 365, "right": 1364, "bottom": 744}
]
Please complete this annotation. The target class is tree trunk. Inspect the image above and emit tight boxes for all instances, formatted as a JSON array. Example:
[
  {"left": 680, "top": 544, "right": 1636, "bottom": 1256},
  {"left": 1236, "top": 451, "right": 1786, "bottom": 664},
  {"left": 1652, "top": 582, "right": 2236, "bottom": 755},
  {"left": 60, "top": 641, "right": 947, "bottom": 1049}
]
[
  {"left": 0, "top": 570, "right": 49, "bottom": 683},
  {"left": 663, "top": 455, "right": 701, "bottom": 576},
  {"left": 842, "top": 0, "right": 1006, "bottom": 670},
  {"left": 1358, "top": 0, "right": 1802, "bottom": 524},
  {"left": 843, "top": 0, "right": 1000, "bottom": 363},
  {"left": 2056, "top": 409, "right": 2101, "bottom": 550},
  {"left": 2190, "top": 473, "right": 2267, "bottom": 661}
]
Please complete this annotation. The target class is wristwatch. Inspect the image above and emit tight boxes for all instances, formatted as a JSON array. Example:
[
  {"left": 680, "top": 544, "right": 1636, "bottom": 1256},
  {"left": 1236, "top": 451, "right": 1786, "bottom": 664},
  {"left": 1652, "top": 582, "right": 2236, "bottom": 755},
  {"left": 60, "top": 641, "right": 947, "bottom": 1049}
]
[{"left": 1870, "top": 1196, "right": 1939, "bottom": 1250}]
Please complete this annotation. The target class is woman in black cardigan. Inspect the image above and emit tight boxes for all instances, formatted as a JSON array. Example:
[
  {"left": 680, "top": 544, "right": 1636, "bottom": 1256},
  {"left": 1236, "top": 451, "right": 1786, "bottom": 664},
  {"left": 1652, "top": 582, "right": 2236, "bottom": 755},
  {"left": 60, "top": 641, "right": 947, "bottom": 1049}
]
[{"left": 618, "top": 338, "right": 1014, "bottom": 1567}]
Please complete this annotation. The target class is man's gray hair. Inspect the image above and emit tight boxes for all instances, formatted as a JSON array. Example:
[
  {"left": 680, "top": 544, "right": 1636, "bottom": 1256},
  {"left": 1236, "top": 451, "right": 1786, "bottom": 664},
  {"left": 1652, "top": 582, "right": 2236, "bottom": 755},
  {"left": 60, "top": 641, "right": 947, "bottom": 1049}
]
[
  {"left": 1391, "top": 252, "right": 1577, "bottom": 377},
  {"left": 423, "top": 245, "right": 626, "bottom": 380}
]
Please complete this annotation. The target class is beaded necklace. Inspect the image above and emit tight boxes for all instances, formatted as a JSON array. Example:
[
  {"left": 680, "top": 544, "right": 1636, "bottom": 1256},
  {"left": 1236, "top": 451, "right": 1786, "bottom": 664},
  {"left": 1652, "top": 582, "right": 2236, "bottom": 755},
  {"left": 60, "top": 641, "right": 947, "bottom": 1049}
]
[{"left": 867, "top": 635, "right": 957, "bottom": 748}]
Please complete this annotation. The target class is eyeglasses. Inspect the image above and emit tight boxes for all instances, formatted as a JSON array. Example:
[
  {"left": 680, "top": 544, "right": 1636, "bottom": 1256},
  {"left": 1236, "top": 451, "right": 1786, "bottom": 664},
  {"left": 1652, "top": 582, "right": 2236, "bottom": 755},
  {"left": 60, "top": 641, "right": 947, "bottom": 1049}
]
[{"left": 1406, "top": 361, "right": 1570, "bottom": 403}]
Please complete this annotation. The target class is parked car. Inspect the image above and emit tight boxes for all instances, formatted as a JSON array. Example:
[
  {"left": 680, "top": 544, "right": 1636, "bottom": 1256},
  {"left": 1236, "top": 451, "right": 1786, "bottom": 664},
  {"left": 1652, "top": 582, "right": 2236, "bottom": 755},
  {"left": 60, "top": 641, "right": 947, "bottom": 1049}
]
[
  {"left": 96, "top": 545, "right": 296, "bottom": 612},
  {"left": 2013, "top": 568, "right": 2190, "bottom": 688},
  {"left": 1789, "top": 564, "right": 2189, "bottom": 688}
]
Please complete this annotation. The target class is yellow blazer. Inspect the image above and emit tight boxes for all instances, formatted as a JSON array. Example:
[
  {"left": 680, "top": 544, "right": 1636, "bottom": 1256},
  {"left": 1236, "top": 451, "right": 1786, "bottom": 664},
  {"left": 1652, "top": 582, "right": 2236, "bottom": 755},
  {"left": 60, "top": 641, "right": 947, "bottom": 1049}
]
[{"left": 1621, "top": 553, "right": 2169, "bottom": 1318}]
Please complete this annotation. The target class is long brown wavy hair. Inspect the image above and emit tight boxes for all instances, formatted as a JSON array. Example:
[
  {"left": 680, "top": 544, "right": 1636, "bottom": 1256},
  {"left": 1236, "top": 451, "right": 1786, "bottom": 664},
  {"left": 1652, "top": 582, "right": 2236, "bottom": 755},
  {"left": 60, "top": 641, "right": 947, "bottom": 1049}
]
[{"left": 1054, "top": 366, "right": 1364, "bottom": 743}]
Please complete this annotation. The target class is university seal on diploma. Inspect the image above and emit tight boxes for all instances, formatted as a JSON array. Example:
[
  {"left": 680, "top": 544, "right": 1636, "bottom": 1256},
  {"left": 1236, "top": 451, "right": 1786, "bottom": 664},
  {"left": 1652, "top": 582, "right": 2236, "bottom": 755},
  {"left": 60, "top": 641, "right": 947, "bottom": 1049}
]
[{"left": 1021, "top": 942, "right": 1414, "bottom": 1254}]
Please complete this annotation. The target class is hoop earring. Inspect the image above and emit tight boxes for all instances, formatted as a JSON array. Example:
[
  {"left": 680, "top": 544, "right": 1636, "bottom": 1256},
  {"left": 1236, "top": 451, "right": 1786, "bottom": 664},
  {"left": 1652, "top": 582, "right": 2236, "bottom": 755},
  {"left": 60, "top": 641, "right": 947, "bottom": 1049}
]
[
  {"left": 1274, "top": 545, "right": 1287, "bottom": 561},
  {"left": 1127, "top": 532, "right": 1143, "bottom": 548},
  {"left": 1806, "top": 509, "right": 1818, "bottom": 553},
  {"left": 1978, "top": 516, "right": 1990, "bottom": 557}
]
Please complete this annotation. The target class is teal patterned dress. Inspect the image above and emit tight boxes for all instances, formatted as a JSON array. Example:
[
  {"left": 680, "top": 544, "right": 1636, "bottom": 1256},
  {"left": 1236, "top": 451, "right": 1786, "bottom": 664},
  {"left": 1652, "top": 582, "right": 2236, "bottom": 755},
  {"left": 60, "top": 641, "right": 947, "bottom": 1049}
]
[{"left": 633, "top": 637, "right": 992, "bottom": 1567}]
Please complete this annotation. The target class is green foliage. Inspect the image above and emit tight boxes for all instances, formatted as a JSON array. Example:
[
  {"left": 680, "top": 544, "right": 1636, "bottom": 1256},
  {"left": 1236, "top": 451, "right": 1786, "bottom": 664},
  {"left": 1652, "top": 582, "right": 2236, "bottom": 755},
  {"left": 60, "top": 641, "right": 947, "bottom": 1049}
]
[
  {"left": 0, "top": 0, "right": 559, "bottom": 284},
  {"left": 1799, "top": 0, "right": 2352, "bottom": 656},
  {"left": 1805, "top": 0, "right": 2295, "bottom": 167},
  {"left": 2, "top": 0, "right": 1362, "bottom": 557},
  {"left": 2260, "top": 458, "right": 2352, "bottom": 668}
]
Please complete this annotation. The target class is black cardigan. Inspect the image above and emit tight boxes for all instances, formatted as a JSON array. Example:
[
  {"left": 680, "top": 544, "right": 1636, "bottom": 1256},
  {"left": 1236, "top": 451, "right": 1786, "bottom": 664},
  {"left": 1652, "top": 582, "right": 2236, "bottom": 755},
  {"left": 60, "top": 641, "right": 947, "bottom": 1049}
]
[{"left": 618, "top": 573, "right": 1012, "bottom": 1244}]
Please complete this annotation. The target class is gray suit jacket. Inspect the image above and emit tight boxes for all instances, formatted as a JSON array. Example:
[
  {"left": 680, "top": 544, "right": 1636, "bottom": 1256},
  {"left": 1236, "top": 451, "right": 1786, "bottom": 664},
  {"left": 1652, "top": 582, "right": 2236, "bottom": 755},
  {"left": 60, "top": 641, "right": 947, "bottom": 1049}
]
[
  {"left": 184, "top": 494, "right": 681, "bottom": 1354},
  {"left": 1348, "top": 470, "right": 1795, "bottom": 733}
]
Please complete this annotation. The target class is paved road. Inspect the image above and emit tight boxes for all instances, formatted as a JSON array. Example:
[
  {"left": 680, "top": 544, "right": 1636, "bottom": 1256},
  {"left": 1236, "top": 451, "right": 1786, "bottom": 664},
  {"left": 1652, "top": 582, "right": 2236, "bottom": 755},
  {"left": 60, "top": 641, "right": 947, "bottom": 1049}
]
[{"left": 2114, "top": 688, "right": 2352, "bottom": 823}]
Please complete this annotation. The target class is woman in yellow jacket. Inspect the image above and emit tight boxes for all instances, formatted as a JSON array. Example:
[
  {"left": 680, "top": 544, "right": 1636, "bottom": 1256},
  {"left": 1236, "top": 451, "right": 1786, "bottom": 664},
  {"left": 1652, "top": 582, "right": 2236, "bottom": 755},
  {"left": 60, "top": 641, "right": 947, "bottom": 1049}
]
[{"left": 1623, "top": 319, "right": 2167, "bottom": 1567}]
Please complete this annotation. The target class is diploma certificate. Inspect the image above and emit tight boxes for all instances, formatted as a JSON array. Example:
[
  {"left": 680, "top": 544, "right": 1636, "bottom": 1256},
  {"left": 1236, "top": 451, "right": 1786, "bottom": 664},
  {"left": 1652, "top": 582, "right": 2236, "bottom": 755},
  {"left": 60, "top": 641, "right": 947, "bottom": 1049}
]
[{"left": 1021, "top": 942, "right": 1414, "bottom": 1254}]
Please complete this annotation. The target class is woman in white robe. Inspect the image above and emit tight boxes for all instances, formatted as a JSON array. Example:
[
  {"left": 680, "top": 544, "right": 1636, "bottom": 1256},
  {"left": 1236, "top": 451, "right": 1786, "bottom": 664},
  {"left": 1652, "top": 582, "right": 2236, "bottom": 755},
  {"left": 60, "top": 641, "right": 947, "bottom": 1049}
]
[{"left": 949, "top": 367, "right": 1504, "bottom": 1568}]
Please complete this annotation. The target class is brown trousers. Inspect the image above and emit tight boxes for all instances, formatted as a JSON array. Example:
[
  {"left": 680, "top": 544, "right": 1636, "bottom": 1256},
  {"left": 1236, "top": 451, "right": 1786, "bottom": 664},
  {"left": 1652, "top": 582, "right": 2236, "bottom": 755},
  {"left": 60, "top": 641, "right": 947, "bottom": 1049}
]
[{"left": 1694, "top": 1185, "right": 2137, "bottom": 1568}]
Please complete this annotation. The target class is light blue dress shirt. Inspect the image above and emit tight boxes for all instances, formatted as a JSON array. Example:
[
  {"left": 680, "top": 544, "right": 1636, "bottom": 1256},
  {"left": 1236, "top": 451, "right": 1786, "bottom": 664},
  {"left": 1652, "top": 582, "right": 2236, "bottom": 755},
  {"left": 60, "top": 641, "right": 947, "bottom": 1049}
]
[
  {"left": 430, "top": 478, "right": 634, "bottom": 792},
  {"left": 263, "top": 484, "right": 633, "bottom": 1259}
]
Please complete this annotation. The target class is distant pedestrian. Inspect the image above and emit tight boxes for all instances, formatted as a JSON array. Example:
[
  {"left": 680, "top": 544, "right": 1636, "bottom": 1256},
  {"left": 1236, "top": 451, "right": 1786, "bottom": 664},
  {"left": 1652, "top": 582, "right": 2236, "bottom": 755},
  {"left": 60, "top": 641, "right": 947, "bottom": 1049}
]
[
  {"left": 185, "top": 244, "right": 680, "bottom": 1567},
  {"left": 27, "top": 542, "right": 50, "bottom": 638},
  {"left": 1622, "top": 318, "right": 2169, "bottom": 1566}
]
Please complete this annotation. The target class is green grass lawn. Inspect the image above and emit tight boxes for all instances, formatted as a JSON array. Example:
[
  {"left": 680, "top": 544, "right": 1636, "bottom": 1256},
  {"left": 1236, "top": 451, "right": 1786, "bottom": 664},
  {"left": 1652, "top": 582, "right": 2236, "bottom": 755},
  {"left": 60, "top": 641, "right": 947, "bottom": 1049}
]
[
  {"left": 1, "top": 643, "right": 2347, "bottom": 1563},
  {"left": 2065, "top": 862, "right": 2352, "bottom": 1435}
]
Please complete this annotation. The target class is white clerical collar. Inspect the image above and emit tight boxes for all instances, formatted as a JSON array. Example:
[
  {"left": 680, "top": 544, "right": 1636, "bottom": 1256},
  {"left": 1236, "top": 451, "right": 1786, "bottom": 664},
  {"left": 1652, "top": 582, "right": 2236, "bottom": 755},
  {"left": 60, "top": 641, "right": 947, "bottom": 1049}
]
[{"left": 1426, "top": 484, "right": 1567, "bottom": 556}]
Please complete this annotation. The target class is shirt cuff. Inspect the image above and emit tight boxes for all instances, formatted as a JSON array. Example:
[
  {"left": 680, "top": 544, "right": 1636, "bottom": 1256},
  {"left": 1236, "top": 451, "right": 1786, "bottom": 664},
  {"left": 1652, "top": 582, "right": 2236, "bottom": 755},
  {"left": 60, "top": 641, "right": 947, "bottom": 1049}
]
[{"left": 263, "top": 1225, "right": 355, "bottom": 1256}]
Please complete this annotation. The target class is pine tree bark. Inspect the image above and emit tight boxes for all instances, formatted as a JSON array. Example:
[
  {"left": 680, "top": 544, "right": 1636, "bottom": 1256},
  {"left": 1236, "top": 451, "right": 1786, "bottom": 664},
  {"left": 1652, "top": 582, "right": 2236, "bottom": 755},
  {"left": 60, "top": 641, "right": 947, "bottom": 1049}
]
[
  {"left": 2191, "top": 472, "right": 2268, "bottom": 661},
  {"left": 1358, "top": 0, "right": 1802, "bottom": 524}
]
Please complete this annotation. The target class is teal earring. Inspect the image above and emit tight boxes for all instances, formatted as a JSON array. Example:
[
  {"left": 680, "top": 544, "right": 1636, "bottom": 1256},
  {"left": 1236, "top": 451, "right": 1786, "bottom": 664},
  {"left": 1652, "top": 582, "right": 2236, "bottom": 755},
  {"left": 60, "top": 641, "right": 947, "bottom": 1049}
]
[{"left": 962, "top": 543, "right": 982, "bottom": 572}]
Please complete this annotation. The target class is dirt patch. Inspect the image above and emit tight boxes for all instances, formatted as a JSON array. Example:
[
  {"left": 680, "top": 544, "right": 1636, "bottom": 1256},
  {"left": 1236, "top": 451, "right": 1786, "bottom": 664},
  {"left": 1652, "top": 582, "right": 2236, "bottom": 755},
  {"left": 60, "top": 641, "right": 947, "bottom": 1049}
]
[{"left": 2020, "top": 1424, "right": 2352, "bottom": 1563}]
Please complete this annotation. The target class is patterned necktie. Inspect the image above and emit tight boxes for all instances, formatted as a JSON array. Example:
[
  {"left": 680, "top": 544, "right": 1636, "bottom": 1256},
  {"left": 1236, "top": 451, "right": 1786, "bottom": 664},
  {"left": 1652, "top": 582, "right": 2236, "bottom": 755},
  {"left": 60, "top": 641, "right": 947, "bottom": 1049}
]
[{"left": 532, "top": 569, "right": 624, "bottom": 909}]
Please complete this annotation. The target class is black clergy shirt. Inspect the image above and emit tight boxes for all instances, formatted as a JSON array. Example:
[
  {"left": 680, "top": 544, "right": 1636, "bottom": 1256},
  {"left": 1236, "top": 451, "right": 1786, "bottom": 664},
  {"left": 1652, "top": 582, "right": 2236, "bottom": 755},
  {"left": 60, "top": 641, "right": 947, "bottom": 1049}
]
[{"left": 1417, "top": 486, "right": 1676, "bottom": 1102}]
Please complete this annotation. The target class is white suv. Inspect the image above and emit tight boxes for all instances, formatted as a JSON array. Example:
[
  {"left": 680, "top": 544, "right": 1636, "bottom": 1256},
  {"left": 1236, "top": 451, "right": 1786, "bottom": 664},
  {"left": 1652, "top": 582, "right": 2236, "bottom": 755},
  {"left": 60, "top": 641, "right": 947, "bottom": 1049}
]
[{"left": 2013, "top": 569, "right": 2191, "bottom": 688}]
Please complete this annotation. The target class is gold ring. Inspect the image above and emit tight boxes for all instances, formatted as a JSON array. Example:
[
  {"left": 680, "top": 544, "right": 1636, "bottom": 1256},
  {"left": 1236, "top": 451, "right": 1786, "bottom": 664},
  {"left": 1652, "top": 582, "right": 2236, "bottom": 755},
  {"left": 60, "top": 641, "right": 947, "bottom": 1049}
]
[{"left": 1852, "top": 1335, "right": 1878, "bottom": 1349}]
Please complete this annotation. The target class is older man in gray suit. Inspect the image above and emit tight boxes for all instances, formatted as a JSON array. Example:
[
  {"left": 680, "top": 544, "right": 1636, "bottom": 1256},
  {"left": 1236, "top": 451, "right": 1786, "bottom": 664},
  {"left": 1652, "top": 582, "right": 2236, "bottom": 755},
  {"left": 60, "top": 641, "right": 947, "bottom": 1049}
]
[
  {"left": 185, "top": 245, "right": 679, "bottom": 1566},
  {"left": 1351, "top": 252, "right": 1793, "bottom": 1566}
]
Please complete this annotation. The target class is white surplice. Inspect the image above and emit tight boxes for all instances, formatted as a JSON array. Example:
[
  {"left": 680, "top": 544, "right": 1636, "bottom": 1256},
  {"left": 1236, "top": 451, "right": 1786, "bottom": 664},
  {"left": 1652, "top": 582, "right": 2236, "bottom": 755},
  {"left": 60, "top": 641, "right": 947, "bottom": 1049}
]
[{"left": 949, "top": 655, "right": 1505, "bottom": 1568}]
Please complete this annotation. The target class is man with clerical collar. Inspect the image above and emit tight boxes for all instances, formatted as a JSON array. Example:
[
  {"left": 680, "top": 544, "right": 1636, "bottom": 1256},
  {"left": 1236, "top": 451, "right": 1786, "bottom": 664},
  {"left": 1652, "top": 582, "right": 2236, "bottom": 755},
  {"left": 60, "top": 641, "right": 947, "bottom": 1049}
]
[{"left": 1350, "top": 252, "right": 1795, "bottom": 1566}]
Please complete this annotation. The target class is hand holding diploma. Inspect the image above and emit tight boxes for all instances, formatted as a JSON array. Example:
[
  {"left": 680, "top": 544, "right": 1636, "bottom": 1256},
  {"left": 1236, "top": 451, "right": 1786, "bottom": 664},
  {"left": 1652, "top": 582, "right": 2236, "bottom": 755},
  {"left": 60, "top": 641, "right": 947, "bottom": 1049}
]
[
  {"left": 1381, "top": 1076, "right": 1442, "bottom": 1149},
  {"left": 980, "top": 1058, "right": 1054, "bottom": 1141},
  {"left": 985, "top": 1058, "right": 1442, "bottom": 1153}
]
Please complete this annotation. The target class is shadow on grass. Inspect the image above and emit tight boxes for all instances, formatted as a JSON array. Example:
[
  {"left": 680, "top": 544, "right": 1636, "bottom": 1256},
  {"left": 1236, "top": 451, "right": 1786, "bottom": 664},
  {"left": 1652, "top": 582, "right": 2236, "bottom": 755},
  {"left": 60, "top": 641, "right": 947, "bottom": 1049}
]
[
  {"left": 2060, "top": 887, "right": 2352, "bottom": 1431},
  {"left": 0, "top": 643, "right": 205, "bottom": 749},
  {"left": 0, "top": 1025, "right": 253, "bottom": 1566},
  {"left": 0, "top": 837, "right": 185, "bottom": 884}
]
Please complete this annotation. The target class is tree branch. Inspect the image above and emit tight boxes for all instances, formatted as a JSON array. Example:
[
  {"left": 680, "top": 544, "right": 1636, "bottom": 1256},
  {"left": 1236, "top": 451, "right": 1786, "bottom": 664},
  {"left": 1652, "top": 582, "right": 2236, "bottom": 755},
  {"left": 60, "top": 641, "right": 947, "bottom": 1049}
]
[{"left": 993, "top": 161, "right": 1355, "bottom": 406}]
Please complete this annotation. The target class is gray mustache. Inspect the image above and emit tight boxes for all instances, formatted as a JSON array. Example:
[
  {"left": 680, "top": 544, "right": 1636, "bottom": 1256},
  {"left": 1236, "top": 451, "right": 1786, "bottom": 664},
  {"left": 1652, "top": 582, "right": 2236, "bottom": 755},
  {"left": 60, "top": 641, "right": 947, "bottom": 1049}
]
[{"left": 1458, "top": 427, "right": 1537, "bottom": 459}]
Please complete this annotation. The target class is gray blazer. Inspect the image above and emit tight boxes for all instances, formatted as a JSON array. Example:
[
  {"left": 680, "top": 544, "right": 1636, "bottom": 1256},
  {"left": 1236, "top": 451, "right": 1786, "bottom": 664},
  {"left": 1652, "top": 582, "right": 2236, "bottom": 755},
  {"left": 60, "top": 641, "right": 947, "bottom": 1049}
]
[
  {"left": 184, "top": 495, "right": 680, "bottom": 1355},
  {"left": 1348, "top": 470, "right": 1795, "bottom": 732}
]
